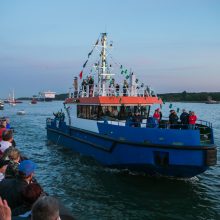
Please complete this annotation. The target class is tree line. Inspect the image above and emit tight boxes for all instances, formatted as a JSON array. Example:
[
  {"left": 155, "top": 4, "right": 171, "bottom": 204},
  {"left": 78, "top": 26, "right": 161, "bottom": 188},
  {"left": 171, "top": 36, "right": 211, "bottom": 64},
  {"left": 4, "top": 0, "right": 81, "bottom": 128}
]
[{"left": 158, "top": 91, "right": 220, "bottom": 102}]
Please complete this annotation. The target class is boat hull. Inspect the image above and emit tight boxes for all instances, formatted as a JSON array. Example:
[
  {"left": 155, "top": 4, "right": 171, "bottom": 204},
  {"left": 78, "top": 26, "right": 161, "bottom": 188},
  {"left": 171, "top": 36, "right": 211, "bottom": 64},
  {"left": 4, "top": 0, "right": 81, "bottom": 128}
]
[{"left": 46, "top": 119, "right": 216, "bottom": 178}]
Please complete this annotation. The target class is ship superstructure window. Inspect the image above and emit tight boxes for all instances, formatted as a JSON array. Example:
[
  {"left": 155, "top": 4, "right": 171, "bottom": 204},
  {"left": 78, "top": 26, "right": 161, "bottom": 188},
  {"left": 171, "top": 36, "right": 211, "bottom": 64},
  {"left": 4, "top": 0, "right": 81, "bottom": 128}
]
[
  {"left": 77, "top": 105, "right": 100, "bottom": 120},
  {"left": 77, "top": 105, "right": 150, "bottom": 120}
]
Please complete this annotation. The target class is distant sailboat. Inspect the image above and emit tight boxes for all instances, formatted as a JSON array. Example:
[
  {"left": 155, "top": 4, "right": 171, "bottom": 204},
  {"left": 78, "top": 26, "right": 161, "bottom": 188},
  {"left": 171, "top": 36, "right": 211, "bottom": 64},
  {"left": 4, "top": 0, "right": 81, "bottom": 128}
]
[
  {"left": 0, "top": 100, "right": 4, "bottom": 110},
  {"left": 5, "top": 90, "right": 22, "bottom": 105}
]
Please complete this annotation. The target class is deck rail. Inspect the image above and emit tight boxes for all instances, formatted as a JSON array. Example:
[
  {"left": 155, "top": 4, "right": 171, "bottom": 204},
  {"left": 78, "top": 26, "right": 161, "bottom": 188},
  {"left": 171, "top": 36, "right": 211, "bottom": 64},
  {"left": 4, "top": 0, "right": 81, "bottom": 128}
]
[
  {"left": 105, "top": 118, "right": 212, "bottom": 130},
  {"left": 71, "top": 83, "right": 157, "bottom": 98}
]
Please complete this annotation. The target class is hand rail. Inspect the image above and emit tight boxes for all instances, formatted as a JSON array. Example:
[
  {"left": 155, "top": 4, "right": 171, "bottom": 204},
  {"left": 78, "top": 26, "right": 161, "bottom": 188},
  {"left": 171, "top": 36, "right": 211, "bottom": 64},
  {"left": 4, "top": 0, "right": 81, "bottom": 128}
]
[
  {"left": 74, "top": 83, "right": 157, "bottom": 98},
  {"left": 104, "top": 118, "right": 213, "bottom": 130}
]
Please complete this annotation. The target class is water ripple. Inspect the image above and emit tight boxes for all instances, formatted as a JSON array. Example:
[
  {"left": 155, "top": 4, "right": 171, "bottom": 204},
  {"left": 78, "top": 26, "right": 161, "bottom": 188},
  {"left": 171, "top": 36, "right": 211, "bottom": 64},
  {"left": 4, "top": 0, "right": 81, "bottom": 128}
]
[{"left": 1, "top": 101, "right": 220, "bottom": 220}]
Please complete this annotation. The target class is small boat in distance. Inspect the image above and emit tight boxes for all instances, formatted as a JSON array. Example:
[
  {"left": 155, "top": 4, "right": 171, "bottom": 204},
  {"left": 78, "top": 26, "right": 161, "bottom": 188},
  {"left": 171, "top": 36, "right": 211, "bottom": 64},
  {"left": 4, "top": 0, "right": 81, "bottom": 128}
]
[
  {"left": 4, "top": 90, "right": 23, "bottom": 105},
  {"left": 205, "top": 96, "right": 220, "bottom": 104},
  {"left": 17, "top": 110, "right": 26, "bottom": 115},
  {"left": 46, "top": 33, "right": 217, "bottom": 178},
  {"left": 0, "top": 101, "right": 4, "bottom": 110},
  {"left": 31, "top": 98, "right": 37, "bottom": 104}
]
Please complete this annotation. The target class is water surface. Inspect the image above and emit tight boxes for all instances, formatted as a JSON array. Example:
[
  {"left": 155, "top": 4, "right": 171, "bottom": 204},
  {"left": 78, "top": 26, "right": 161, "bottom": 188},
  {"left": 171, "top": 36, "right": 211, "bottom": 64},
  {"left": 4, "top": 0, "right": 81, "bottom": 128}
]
[{"left": 1, "top": 101, "right": 219, "bottom": 219}]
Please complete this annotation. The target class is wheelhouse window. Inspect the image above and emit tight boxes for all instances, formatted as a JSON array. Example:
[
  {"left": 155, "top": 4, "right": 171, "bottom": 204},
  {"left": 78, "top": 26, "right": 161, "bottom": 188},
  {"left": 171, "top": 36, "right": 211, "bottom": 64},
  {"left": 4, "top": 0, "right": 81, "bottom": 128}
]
[
  {"left": 77, "top": 105, "right": 100, "bottom": 120},
  {"left": 77, "top": 105, "right": 150, "bottom": 120}
]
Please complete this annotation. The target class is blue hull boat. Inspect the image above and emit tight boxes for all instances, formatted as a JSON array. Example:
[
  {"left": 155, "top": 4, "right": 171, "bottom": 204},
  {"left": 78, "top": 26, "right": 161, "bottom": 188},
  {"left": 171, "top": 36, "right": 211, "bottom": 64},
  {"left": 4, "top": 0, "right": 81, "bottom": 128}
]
[
  {"left": 46, "top": 33, "right": 217, "bottom": 178},
  {"left": 46, "top": 116, "right": 216, "bottom": 178}
]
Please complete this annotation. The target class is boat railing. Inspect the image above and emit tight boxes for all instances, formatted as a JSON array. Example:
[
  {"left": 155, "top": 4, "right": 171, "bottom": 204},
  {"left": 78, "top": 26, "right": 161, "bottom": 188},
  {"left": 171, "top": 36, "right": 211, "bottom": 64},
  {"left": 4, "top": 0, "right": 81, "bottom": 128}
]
[
  {"left": 75, "top": 83, "right": 157, "bottom": 98},
  {"left": 196, "top": 119, "right": 212, "bottom": 128},
  {"left": 106, "top": 118, "right": 213, "bottom": 130}
]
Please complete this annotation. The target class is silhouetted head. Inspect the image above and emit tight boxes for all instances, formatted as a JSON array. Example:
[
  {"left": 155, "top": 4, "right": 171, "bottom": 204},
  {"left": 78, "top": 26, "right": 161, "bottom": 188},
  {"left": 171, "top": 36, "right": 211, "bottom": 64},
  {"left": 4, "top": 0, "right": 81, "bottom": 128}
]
[{"left": 31, "top": 196, "right": 60, "bottom": 220}]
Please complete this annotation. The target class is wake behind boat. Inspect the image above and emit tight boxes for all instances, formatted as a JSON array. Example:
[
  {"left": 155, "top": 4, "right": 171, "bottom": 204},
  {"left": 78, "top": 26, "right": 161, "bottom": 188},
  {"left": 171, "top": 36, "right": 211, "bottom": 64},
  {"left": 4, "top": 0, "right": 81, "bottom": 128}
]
[{"left": 46, "top": 33, "right": 217, "bottom": 178}]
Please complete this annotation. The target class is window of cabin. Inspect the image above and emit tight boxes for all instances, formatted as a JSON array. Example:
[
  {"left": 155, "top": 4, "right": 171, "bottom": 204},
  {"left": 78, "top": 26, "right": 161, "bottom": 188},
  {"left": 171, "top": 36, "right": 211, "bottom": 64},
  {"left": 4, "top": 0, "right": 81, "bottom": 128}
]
[
  {"left": 77, "top": 105, "right": 82, "bottom": 118},
  {"left": 77, "top": 105, "right": 150, "bottom": 120},
  {"left": 77, "top": 105, "right": 99, "bottom": 120},
  {"left": 140, "top": 106, "right": 150, "bottom": 118}
]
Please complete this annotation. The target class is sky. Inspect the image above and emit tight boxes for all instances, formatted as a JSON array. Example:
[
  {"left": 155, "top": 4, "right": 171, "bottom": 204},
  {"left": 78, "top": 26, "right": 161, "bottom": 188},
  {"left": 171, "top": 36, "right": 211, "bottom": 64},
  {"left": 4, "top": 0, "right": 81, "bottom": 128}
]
[{"left": 0, "top": 0, "right": 220, "bottom": 98}]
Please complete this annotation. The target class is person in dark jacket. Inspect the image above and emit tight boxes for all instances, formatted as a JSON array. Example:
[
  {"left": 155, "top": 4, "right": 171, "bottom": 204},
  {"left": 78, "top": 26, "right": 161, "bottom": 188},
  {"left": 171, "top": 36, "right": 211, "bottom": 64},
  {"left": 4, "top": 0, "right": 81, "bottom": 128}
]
[
  {"left": 0, "top": 160, "right": 37, "bottom": 210},
  {"left": 180, "top": 109, "right": 189, "bottom": 129},
  {"left": 115, "top": 84, "right": 120, "bottom": 96},
  {"left": 81, "top": 79, "right": 87, "bottom": 95},
  {"left": 169, "top": 110, "right": 179, "bottom": 128},
  {"left": 123, "top": 80, "right": 128, "bottom": 96},
  {"left": 12, "top": 183, "right": 43, "bottom": 217}
]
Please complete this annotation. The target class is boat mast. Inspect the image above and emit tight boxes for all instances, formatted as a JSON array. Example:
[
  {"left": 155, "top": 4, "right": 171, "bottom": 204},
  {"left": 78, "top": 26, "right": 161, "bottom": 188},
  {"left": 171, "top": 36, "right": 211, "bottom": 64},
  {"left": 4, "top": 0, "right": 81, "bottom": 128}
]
[
  {"left": 100, "top": 33, "right": 107, "bottom": 96},
  {"left": 99, "top": 32, "right": 114, "bottom": 96},
  {"left": 12, "top": 89, "right": 15, "bottom": 102}
]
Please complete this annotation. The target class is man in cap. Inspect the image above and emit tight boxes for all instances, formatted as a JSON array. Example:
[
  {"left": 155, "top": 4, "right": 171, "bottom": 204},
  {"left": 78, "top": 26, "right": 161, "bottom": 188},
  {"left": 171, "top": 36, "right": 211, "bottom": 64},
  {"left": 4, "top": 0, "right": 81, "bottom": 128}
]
[
  {"left": 0, "top": 159, "right": 9, "bottom": 182},
  {"left": 0, "top": 160, "right": 37, "bottom": 209}
]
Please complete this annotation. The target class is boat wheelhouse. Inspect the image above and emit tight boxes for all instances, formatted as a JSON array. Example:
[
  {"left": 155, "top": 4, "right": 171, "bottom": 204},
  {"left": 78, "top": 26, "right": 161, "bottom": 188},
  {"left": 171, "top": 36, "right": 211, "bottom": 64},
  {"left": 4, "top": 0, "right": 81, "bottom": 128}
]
[{"left": 46, "top": 33, "right": 217, "bottom": 178}]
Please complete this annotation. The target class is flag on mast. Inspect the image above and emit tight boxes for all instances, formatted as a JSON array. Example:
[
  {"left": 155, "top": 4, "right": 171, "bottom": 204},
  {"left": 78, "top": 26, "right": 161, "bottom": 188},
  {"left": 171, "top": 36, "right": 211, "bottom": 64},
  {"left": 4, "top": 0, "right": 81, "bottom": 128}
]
[{"left": 79, "top": 71, "right": 83, "bottom": 79}]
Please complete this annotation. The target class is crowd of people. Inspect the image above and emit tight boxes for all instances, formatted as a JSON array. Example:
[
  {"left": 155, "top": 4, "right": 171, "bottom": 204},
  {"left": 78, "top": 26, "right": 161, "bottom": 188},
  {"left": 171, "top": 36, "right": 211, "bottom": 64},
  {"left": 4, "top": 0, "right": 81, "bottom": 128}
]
[
  {"left": 79, "top": 76, "right": 154, "bottom": 98},
  {"left": 152, "top": 108, "right": 197, "bottom": 129},
  {"left": 81, "top": 76, "right": 94, "bottom": 97},
  {"left": 0, "top": 117, "right": 75, "bottom": 220}
]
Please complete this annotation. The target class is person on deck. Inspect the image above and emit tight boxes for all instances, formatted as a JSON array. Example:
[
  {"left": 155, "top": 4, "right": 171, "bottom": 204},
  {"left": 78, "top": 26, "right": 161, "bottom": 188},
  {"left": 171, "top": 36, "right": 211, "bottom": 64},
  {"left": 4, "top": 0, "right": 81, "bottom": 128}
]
[
  {"left": 133, "top": 112, "right": 142, "bottom": 127},
  {"left": 159, "top": 109, "right": 163, "bottom": 121},
  {"left": 108, "top": 78, "right": 115, "bottom": 96},
  {"left": 123, "top": 80, "right": 128, "bottom": 96},
  {"left": 88, "top": 76, "right": 94, "bottom": 97},
  {"left": 115, "top": 83, "right": 120, "bottom": 96},
  {"left": 81, "top": 79, "right": 87, "bottom": 96},
  {"left": 112, "top": 108, "right": 118, "bottom": 118},
  {"left": 169, "top": 110, "right": 179, "bottom": 128},
  {"left": 188, "top": 111, "right": 197, "bottom": 129},
  {"left": 153, "top": 109, "right": 161, "bottom": 122},
  {"left": 180, "top": 109, "right": 189, "bottom": 129}
]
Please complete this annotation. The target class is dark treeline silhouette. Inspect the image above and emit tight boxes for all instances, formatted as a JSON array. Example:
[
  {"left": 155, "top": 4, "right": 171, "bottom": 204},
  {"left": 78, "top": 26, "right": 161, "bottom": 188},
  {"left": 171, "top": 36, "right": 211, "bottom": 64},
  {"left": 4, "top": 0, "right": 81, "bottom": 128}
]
[{"left": 158, "top": 91, "right": 220, "bottom": 102}]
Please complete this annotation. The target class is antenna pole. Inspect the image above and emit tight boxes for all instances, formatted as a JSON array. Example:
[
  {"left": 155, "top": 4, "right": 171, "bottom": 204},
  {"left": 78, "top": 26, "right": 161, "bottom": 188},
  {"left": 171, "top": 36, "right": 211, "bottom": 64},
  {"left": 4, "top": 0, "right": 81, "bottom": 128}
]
[{"left": 101, "top": 33, "right": 107, "bottom": 96}]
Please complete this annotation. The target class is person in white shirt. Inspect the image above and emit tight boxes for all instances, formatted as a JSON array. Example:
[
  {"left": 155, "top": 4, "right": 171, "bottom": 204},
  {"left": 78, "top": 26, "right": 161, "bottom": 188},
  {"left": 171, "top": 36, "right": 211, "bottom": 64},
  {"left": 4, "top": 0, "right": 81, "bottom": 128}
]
[
  {"left": 0, "top": 159, "right": 9, "bottom": 182},
  {"left": 0, "top": 130, "right": 13, "bottom": 154}
]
